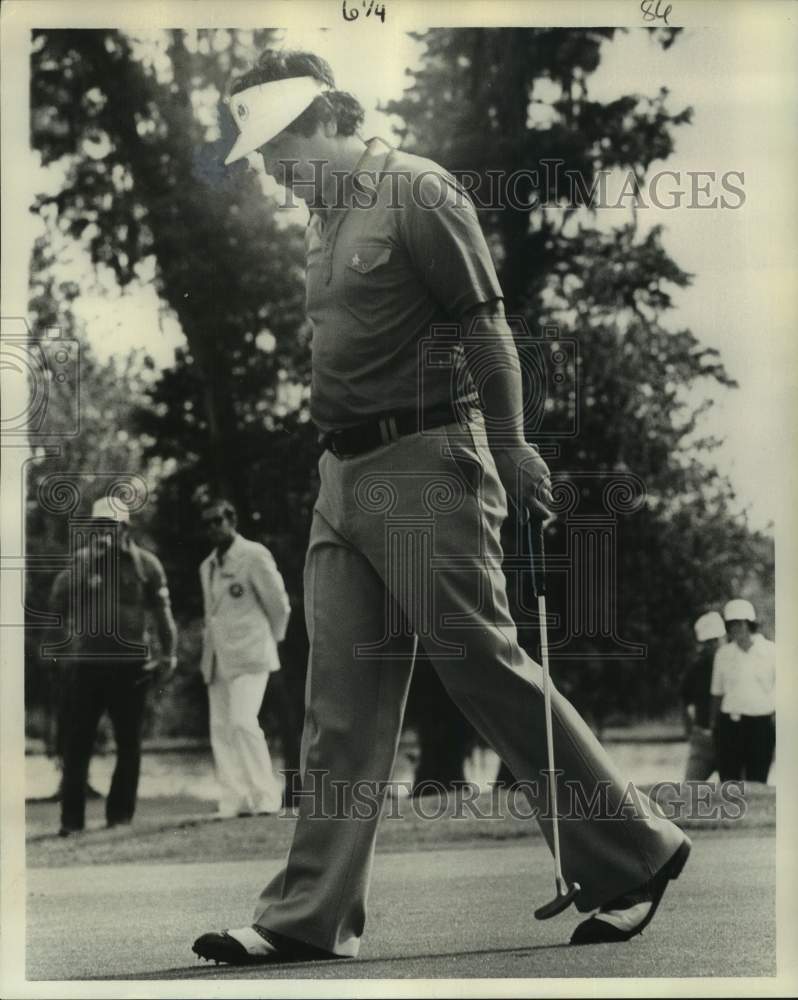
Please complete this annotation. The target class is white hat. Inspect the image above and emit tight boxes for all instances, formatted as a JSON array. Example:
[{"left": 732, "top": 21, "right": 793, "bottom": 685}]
[
  {"left": 694, "top": 611, "right": 726, "bottom": 642},
  {"left": 91, "top": 497, "right": 130, "bottom": 523},
  {"left": 723, "top": 598, "right": 757, "bottom": 623},
  {"left": 224, "top": 76, "right": 328, "bottom": 166}
]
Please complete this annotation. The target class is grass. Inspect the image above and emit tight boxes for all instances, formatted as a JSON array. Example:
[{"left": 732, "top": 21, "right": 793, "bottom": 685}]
[{"left": 26, "top": 781, "right": 775, "bottom": 869}]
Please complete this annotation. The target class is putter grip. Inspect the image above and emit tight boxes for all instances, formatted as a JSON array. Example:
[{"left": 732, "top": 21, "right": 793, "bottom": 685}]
[{"left": 527, "top": 517, "right": 546, "bottom": 598}]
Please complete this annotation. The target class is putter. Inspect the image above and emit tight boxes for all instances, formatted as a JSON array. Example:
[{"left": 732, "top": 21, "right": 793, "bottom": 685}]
[{"left": 524, "top": 509, "right": 581, "bottom": 920}]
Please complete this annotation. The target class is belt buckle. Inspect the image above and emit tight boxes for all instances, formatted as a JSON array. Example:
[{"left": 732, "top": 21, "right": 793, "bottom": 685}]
[
  {"left": 320, "top": 431, "right": 341, "bottom": 459},
  {"left": 378, "top": 416, "right": 401, "bottom": 445}
]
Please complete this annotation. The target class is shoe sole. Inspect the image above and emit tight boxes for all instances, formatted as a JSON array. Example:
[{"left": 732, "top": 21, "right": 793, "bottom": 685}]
[
  {"left": 570, "top": 838, "right": 692, "bottom": 945},
  {"left": 192, "top": 931, "right": 344, "bottom": 966},
  {"left": 192, "top": 934, "right": 271, "bottom": 966}
]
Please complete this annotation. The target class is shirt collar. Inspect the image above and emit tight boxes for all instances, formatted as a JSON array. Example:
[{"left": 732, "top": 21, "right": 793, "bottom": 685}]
[
  {"left": 211, "top": 532, "right": 240, "bottom": 568},
  {"left": 309, "top": 137, "right": 394, "bottom": 222},
  {"left": 729, "top": 632, "right": 766, "bottom": 656},
  {"left": 353, "top": 136, "right": 394, "bottom": 181}
]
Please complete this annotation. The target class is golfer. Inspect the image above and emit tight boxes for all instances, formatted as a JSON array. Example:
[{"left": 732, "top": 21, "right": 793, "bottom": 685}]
[{"left": 194, "top": 49, "right": 690, "bottom": 964}]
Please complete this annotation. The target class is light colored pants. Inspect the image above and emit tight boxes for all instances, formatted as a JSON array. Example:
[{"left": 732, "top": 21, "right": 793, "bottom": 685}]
[
  {"left": 254, "top": 419, "right": 686, "bottom": 955},
  {"left": 207, "top": 671, "right": 282, "bottom": 815}
]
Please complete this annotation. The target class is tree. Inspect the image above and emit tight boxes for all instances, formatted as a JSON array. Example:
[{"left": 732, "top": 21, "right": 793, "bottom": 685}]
[
  {"left": 30, "top": 29, "right": 314, "bottom": 782},
  {"left": 31, "top": 28, "right": 309, "bottom": 507}
]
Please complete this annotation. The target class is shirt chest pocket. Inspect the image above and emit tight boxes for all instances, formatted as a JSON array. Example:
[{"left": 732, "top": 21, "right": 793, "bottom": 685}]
[
  {"left": 340, "top": 242, "right": 397, "bottom": 321},
  {"left": 345, "top": 243, "right": 391, "bottom": 275}
]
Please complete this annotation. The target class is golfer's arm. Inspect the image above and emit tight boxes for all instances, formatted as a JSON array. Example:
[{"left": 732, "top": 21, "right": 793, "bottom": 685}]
[
  {"left": 460, "top": 301, "right": 526, "bottom": 452},
  {"left": 709, "top": 695, "right": 722, "bottom": 730}
]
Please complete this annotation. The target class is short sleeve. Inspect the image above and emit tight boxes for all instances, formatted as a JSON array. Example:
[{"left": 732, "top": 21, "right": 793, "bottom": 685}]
[
  {"left": 48, "top": 570, "right": 68, "bottom": 612},
  {"left": 400, "top": 170, "right": 503, "bottom": 317}
]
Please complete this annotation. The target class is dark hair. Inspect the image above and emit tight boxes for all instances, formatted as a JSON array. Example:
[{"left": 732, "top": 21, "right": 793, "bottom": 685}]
[
  {"left": 726, "top": 619, "right": 758, "bottom": 633},
  {"left": 203, "top": 498, "right": 237, "bottom": 523},
  {"left": 230, "top": 49, "right": 365, "bottom": 138}
]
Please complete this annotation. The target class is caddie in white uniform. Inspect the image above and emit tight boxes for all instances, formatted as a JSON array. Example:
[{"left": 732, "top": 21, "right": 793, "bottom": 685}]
[
  {"left": 710, "top": 598, "right": 776, "bottom": 783},
  {"left": 199, "top": 499, "right": 291, "bottom": 817},
  {"left": 193, "top": 48, "right": 690, "bottom": 965}
]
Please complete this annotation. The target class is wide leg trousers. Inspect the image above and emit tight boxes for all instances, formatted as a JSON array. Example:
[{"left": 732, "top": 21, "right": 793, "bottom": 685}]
[
  {"left": 253, "top": 419, "right": 686, "bottom": 955},
  {"left": 208, "top": 672, "right": 283, "bottom": 815}
]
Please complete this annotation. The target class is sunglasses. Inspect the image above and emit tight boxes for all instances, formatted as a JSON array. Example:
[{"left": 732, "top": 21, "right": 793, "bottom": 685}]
[{"left": 203, "top": 515, "right": 227, "bottom": 527}]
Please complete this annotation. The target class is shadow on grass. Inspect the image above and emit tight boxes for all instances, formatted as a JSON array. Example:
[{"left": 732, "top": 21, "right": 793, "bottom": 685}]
[{"left": 88, "top": 942, "right": 575, "bottom": 981}]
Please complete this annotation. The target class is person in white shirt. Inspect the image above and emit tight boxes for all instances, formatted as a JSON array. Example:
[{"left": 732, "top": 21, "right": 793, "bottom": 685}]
[
  {"left": 199, "top": 500, "right": 291, "bottom": 817},
  {"left": 710, "top": 598, "right": 775, "bottom": 783}
]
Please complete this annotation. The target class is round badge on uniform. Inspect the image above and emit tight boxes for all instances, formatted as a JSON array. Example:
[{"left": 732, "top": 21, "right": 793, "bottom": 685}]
[{"left": 229, "top": 582, "right": 244, "bottom": 598}]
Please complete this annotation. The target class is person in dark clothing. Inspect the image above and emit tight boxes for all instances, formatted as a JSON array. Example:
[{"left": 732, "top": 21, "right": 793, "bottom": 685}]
[
  {"left": 45, "top": 497, "right": 178, "bottom": 836},
  {"left": 681, "top": 611, "right": 726, "bottom": 780}
]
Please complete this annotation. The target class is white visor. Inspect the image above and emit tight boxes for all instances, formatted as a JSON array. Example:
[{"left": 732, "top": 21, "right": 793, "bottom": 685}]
[
  {"left": 723, "top": 598, "right": 756, "bottom": 623},
  {"left": 224, "top": 76, "right": 328, "bottom": 165},
  {"left": 90, "top": 497, "right": 130, "bottom": 523},
  {"left": 694, "top": 611, "right": 726, "bottom": 642}
]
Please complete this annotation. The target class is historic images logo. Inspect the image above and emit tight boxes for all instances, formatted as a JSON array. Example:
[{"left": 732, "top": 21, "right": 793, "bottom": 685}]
[{"left": 0, "top": 318, "right": 81, "bottom": 439}]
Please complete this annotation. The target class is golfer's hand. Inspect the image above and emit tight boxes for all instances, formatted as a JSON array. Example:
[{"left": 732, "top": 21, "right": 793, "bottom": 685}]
[
  {"left": 143, "top": 655, "right": 178, "bottom": 685},
  {"left": 491, "top": 443, "right": 554, "bottom": 521}
]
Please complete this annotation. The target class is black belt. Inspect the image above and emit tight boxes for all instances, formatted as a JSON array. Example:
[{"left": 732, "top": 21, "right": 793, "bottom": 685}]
[{"left": 320, "top": 401, "right": 475, "bottom": 459}]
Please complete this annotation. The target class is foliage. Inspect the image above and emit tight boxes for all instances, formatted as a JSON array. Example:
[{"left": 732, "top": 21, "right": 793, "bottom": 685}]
[
  {"left": 30, "top": 29, "right": 314, "bottom": 775},
  {"left": 31, "top": 29, "right": 310, "bottom": 504}
]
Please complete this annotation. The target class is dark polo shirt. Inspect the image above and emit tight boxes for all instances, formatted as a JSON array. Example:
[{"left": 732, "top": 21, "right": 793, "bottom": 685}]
[
  {"left": 306, "top": 137, "right": 504, "bottom": 433},
  {"left": 47, "top": 540, "right": 174, "bottom": 662}
]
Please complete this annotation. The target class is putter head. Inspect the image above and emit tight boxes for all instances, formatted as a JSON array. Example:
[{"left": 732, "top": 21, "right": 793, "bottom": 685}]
[{"left": 534, "top": 881, "right": 581, "bottom": 920}]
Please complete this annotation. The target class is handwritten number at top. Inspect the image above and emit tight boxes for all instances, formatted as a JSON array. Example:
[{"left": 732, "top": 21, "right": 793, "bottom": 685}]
[
  {"left": 343, "top": 0, "right": 387, "bottom": 23},
  {"left": 640, "top": 0, "right": 672, "bottom": 25}
]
